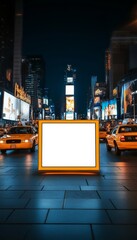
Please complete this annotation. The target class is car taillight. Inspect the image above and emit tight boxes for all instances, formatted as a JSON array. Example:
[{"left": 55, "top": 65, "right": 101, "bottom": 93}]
[{"left": 120, "top": 135, "right": 125, "bottom": 142}]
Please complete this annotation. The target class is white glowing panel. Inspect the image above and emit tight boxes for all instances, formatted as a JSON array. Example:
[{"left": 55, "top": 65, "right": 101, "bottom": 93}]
[
  {"left": 41, "top": 122, "right": 96, "bottom": 167},
  {"left": 3, "top": 91, "right": 20, "bottom": 121},
  {"left": 65, "top": 85, "right": 74, "bottom": 95},
  {"left": 20, "top": 100, "right": 30, "bottom": 121}
]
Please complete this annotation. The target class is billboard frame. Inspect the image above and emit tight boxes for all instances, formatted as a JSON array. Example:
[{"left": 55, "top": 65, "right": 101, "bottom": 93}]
[{"left": 38, "top": 120, "right": 100, "bottom": 173}]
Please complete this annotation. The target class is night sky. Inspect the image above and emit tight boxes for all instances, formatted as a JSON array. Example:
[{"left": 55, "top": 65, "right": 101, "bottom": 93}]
[{"left": 22, "top": 0, "right": 137, "bottom": 116}]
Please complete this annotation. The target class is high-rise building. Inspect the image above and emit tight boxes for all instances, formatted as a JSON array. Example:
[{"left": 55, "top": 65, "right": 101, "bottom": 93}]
[
  {"left": 0, "top": 0, "right": 15, "bottom": 92},
  {"left": 22, "top": 56, "right": 45, "bottom": 109},
  {"left": 0, "top": 0, "right": 23, "bottom": 93},
  {"left": 107, "top": 25, "right": 137, "bottom": 98},
  {"left": 13, "top": 0, "right": 23, "bottom": 87}
]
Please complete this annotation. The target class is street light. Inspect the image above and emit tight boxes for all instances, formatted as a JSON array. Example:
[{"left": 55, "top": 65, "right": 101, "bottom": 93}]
[{"left": 132, "top": 90, "right": 137, "bottom": 123}]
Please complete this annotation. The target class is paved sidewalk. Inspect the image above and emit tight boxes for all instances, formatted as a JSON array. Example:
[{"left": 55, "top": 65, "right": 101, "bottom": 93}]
[{"left": 0, "top": 144, "right": 137, "bottom": 239}]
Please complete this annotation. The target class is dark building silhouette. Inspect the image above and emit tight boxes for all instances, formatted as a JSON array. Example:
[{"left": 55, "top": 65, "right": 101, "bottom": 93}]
[
  {"left": 13, "top": 0, "right": 23, "bottom": 87},
  {"left": 0, "top": 0, "right": 14, "bottom": 92},
  {"left": 0, "top": 0, "right": 23, "bottom": 93},
  {"left": 108, "top": 22, "right": 137, "bottom": 99},
  {"left": 22, "top": 56, "right": 45, "bottom": 109}
]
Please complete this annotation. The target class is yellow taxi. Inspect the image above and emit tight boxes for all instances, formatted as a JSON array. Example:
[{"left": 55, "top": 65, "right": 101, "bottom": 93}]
[
  {"left": 0, "top": 125, "right": 38, "bottom": 154},
  {"left": 99, "top": 127, "right": 107, "bottom": 142},
  {"left": 106, "top": 124, "right": 137, "bottom": 155}
]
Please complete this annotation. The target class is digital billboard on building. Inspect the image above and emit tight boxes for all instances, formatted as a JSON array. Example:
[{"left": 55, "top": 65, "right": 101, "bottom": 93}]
[
  {"left": 65, "top": 85, "right": 74, "bottom": 95},
  {"left": 121, "top": 79, "right": 137, "bottom": 117},
  {"left": 2, "top": 91, "right": 20, "bottom": 121}
]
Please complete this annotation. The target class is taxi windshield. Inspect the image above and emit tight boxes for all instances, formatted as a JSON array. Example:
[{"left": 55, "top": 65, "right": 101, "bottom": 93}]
[
  {"left": 8, "top": 127, "right": 32, "bottom": 134},
  {"left": 119, "top": 126, "right": 137, "bottom": 133}
]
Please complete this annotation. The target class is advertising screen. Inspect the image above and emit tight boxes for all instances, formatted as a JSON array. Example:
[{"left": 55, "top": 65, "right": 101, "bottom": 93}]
[
  {"left": 38, "top": 98, "right": 42, "bottom": 108},
  {"left": 2, "top": 91, "right": 20, "bottom": 121},
  {"left": 94, "top": 96, "right": 100, "bottom": 105},
  {"left": 66, "top": 111, "right": 74, "bottom": 120},
  {"left": 20, "top": 100, "right": 30, "bottom": 121},
  {"left": 101, "top": 101, "right": 109, "bottom": 120},
  {"left": 121, "top": 79, "right": 137, "bottom": 116},
  {"left": 67, "top": 77, "right": 73, "bottom": 83},
  {"left": 38, "top": 120, "right": 100, "bottom": 172},
  {"left": 93, "top": 106, "right": 100, "bottom": 120},
  {"left": 108, "top": 99, "right": 117, "bottom": 116},
  {"left": 65, "top": 85, "right": 74, "bottom": 95},
  {"left": 66, "top": 96, "right": 74, "bottom": 111},
  {"left": 94, "top": 87, "right": 106, "bottom": 97},
  {"left": 102, "top": 99, "right": 117, "bottom": 120}
]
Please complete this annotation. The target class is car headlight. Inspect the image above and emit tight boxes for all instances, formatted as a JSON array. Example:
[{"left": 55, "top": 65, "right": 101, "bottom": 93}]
[
  {"left": 0, "top": 140, "right": 5, "bottom": 143},
  {"left": 22, "top": 139, "right": 32, "bottom": 143}
]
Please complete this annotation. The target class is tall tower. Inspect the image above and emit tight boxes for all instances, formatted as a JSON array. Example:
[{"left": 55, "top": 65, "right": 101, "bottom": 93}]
[
  {"left": 13, "top": 0, "right": 23, "bottom": 87},
  {"left": 0, "top": 0, "right": 15, "bottom": 92},
  {"left": 22, "top": 56, "right": 45, "bottom": 109},
  {"left": 64, "top": 64, "right": 76, "bottom": 120}
]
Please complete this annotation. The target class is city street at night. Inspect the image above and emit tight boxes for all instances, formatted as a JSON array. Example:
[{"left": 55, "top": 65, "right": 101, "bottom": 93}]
[
  {"left": 0, "top": 144, "right": 137, "bottom": 239},
  {"left": 1, "top": 1, "right": 137, "bottom": 239}
]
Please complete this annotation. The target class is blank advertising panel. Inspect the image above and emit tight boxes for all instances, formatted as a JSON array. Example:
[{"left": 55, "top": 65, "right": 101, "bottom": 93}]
[{"left": 38, "top": 120, "right": 100, "bottom": 172}]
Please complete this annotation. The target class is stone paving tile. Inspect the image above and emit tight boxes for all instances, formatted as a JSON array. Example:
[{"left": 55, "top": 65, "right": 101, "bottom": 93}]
[
  {"left": 81, "top": 185, "right": 126, "bottom": 190},
  {"left": 0, "top": 199, "right": 28, "bottom": 209},
  {"left": 46, "top": 209, "right": 110, "bottom": 224},
  {"left": 0, "top": 209, "right": 13, "bottom": 223},
  {"left": 100, "top": 166, "right": 121, "bottom": 172},
  {"left": 65, "top": 190, "right": 99, "bottom": 198},
  {"left": 0, "top": 224, "right": 29, "bottom": 240},
  {"left": 21, "top": 190, "right": 65, "bottom": 199},
  {"left": 122, "top": 184, "right": 137, "bottom": 190},
  {"left": 110, "top": 198, "right": 137, "bottom": 209},
  {"left": 8, "top": 185, "right": 43, "bottom": 190},
  {"left": 104, "top": 175, "right": 137, "bottom": 180},
  {"left": 25, "top": 224, "right": 92, "bottom": 240},
  {"left": 64, "top": 199, "right": 114, "bottom": 209},
  {"left": 0, "top": 190, "right": 24, "bottom": 198},
  {"left": 26, "top": 199, "right": 63, "bottom": 209},
  {"left": 43, "top": 185, "right": 80, "bottom": 190},
  {"left": 7, "top": 209, "right": 48, "bottom": 223},
  {"left": 98, "top": 190, "right": 137, "bottom": 199},
  {"left": 11, "top": 179, "right": 43, "bottom": 185},
  {"left": 107, "top": 210, "right": 137, "bottom": 224},
  {"left": 0, "top": 185, "right": 11, "bottom": 190},
  {"left": 92, "top": 225, "right": 137, "bottom": 240},
  {"left": 40, "top": 175, "right": 88, "bottom": 185}
]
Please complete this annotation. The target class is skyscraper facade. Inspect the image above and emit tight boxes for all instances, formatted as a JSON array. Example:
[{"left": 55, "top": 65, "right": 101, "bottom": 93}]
[
  {"left": 0, "top": 0, "right": 15, "bottom": 92},
  {"left": 0, "top": 0, "right": 23, "bottom": 93},
  {"left": 13, "top": 0, "right": 23, "bottom": 87},
  {"left": 108, "top": 27, "right": 137, "bottom": 98},
  {"left": 22, "top": 56, "right": 45, "bottom": 109}
]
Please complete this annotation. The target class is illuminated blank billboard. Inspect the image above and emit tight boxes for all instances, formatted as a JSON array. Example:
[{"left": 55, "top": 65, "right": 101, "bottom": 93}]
[
  {"left": 65, "top": 85, "right": 74, "bottom": 95},
  {"left": 38, "top": 120, "right": 100, "bottom": 172}
]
